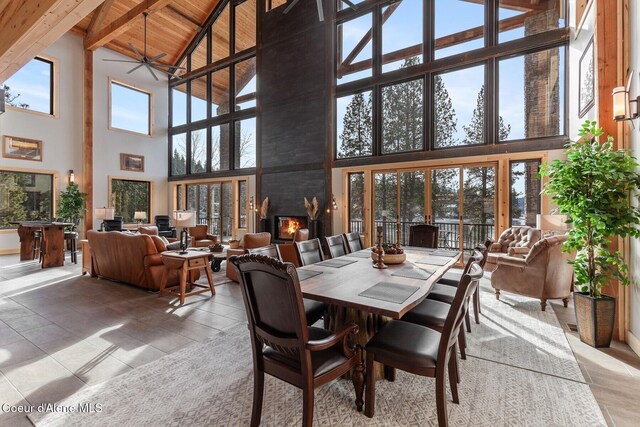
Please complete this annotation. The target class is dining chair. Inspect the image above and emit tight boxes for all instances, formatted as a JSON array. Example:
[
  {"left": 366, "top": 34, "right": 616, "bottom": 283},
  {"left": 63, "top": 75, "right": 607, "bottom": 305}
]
[
  {"left": 438, "top": 239, "right": 493, "bottom": 324},
  {"left": 295, "top": 238, "right": 324, "bottom": 266},
  {"left": 324, "top": 234, "right": 347, "bottom": 259},
  {"left": 364, "top": 262, "right": 484, "bottom": 426},
  {"left": 229, "top": 254, "right": 364, "bottom": 427},
  {"left": 408, "top": 224, "right": 439, "bottom": 248},
  {"left": 342, "top": 232, "right": 363, "bottom": 253},
  {"left": 248, "top": 244, "right": 328, "bottom": 326},
  {"left": 427, "top": 250, "right": 484, "bottom": 341}
]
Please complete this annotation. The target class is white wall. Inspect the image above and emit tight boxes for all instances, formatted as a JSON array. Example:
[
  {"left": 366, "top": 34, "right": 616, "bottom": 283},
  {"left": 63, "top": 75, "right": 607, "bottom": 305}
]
[
  {"left": 92, "top": 46, "right": 169, "bottom": 225},
  {"left": 568, "top": 0, "right": 597, "bottom": 137},
  {"left": 627, "top": 0, "right": 640, "bottom": 352},
  {"left": 0, "top": 33, "right": 170, "bottom": 253},
  {"left": 0, "top": 34, "right": 83, "bottom": 252}
]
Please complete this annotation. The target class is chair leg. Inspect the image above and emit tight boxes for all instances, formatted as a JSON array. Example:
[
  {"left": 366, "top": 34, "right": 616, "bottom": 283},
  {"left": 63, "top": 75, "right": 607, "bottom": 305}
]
[
  {"left": 364, "top": 351, "right": 376, "bottom": 418},
  {"left": 352, "top": 347, "right": 364, "bottom": 412},
  {"left": 458, "top": 328, "right": 467, "bottom": 360},
  {"left": 540, "top": 299, "right": 547, "bottom": 311},
  {"left": 302, "top": 382, "right": 314, "bottom": 427},
  {"left": 464, "top": 311, "right": 471, "bottom": 333},
  {"left": 473, "top": 288, "right": 480, "bottom": 324},
  {"left": 436, "top": 362, "right": 449, "bottom": 427},
  {"left": 562, "top": 297, "right": 569, "bottom": 308},
  {"left": 452, "top": 344, "right": 461, "bottom": 384},
  {"left": 70, "top": 239, "right": 77, "bottom": 264},
  {"left": 250, "top": 369, "right": 264, "bottom": 427},
  {"left": 495, "top": 289, "right": 500, "bottom": 300},
  {"left": 447, "top": 354, "right": 459, "bottom": 404}
]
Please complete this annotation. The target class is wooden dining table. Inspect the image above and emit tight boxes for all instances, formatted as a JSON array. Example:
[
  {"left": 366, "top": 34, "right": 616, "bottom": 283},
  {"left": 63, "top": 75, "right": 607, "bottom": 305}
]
[
  {"left": 298, "top": 246, "right": 461, "bottom": 379},
  {"left": 15, "top": 221, "right": 73, "bottom": 268}
]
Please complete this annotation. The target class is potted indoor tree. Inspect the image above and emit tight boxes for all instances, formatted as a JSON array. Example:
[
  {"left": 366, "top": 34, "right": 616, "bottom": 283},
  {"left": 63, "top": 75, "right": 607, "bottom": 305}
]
[
  {"left": 540, "top": 120, "right": 640, "bottom": 347},
  {"left": 57, "top": 182, "right": 87, "bottom": 233}
]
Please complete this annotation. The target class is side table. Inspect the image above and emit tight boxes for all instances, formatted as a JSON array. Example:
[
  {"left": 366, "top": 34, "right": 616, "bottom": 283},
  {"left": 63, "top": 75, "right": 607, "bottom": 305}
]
[{"left": 159, "top": 251, "right": 215, "bottom": 304}]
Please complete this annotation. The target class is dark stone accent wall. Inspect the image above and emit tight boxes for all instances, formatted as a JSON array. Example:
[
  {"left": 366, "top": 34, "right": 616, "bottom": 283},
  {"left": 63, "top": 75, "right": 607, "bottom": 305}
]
[{"left": 258, "top": 1, "right": 332, "bottom": 237}]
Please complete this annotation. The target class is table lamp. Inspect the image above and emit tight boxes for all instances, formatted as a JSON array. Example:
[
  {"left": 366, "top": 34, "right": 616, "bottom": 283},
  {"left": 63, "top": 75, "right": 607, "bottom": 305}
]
[
  {"left": 173, "top": 210, "right": 196, "bottom": 254},
  {"left": 95, "top": 207, "right": 115, "bottom": 231},
  {"left": 134, "top": 211, "right": 147, "bottom": 226},
  {"left": 536, "top": 214, "right": 569, "bottom": 236}
]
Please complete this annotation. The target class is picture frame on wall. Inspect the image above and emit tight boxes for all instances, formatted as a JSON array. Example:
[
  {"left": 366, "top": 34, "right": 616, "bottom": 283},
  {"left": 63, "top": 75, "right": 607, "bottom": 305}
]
[
  {"left": 120, "top": 153, "right": 145, "bottom": 172},
  {"left": 2, "top": 135, "right": 43, "bottom": 161},
  {"left": 578, "top": 37, "right": 595, "bottom": 118}
]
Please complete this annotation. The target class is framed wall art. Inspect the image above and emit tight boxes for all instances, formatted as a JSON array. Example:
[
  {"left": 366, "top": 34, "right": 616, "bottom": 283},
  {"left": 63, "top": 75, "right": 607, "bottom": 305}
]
[
  {"left": 2, "top": 135, "right": 43, "bottom": 161},
  {"left": 120, "top": 153, "right": 145, "bottom": 172}
]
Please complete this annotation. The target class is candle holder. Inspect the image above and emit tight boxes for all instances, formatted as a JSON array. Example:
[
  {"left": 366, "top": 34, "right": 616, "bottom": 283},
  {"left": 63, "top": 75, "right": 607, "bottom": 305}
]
[{"left": 372, "top": 226, "right": 387, "bottom": 269}]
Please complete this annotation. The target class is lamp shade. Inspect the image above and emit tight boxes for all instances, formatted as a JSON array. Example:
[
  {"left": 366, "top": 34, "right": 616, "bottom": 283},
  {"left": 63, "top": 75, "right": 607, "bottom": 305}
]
[
  {"left": 536, "top": 214, "right": 569, "bottom": 233},
  {"left": 612, "top": 86, "right": 628, "bottom": 121},
  {"left": 95, "top": 207, "right": 115, "bottom": 221},
  {"left": 172, "top": 210, "right": 196, "bottom": 228},
  {"left": 134, "top": 211, "right": 147, "bottom": 220}
]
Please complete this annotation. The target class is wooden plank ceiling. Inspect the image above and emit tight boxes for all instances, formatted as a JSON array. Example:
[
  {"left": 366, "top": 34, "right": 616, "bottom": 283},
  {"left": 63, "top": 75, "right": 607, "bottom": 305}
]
[{"left": 73, "top": 0, "right": 221, "bottom": 70}]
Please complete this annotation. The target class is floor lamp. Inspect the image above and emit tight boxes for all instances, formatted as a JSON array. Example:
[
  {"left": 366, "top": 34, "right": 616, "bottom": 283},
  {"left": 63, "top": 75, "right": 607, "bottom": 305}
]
[{"left": 173, "top": 210, "right": 196, "bottom": 254}]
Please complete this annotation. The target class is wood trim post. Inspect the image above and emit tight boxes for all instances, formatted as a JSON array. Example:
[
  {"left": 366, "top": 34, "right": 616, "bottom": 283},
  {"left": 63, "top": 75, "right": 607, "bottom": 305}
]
[{"left": 83, "top": 49, "right": 94, "bottom": 233}]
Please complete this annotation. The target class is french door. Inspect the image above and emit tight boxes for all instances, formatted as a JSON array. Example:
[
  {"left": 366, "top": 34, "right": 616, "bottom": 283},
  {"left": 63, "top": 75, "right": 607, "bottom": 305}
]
[
  {"left": 372, "top": 163, "right": 496, "bottom": 262},
  {"left": 186, "top": 181, "right": 233, "bottom": 242}
]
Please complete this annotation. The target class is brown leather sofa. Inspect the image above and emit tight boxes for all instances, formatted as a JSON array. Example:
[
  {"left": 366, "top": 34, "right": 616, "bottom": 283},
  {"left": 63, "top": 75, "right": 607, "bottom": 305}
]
[
  {"left": 87, "top": 230, "right": 196, "bottom": 291},
  {"left": 490, "top": 234, "right": 574, "bottom": 311},
  {"left": 485, "top": 226, "right": 541, "bottom": 272},
  {"left": 225, "top": 232, "right": 272, "bottom": 282},
  {"left": 277, "top": 228, "right": 310, "bottom": 267}
]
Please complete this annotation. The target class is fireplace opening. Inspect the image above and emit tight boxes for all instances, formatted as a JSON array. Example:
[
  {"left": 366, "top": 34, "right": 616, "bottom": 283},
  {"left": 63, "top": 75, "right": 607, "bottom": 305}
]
[{"left": 274, "top": 215, "right": 308, "bottom": 240}]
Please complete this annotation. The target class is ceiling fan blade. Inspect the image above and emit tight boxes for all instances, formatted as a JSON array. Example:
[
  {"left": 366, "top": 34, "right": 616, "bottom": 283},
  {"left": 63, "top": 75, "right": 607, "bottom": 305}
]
[
  {"left": 316, "top": 0, "right": 324, "bottom": 21},
  {"left": 102, "top": 59, "right": 142, "bottom": 63},
  {"left": 148, "top": 52, "right": 167, "bottom": 63},
  {"left": 151, "top": 63, "right": 185, "bottom": 70},
  {"left": 127, "top": 63, "right": 145, "bottom": 74},
  {"left": 145, "top": 64, "right": 159, "bottom": 81},
  {"left": 150, "top": 63, "right": 182, "bottom": 79},
  {"left": 128, "top": 42, "right": 145, "bottom": 61},
  {"left": 282, "top": 0, "right": 300, "bottom": 14}
]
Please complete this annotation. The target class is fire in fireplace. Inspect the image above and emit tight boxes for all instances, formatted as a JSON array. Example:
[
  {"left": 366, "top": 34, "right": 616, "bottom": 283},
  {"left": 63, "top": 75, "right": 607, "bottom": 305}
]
[{"left": 275, "top": 215, "right": 308, "bottom": 240}]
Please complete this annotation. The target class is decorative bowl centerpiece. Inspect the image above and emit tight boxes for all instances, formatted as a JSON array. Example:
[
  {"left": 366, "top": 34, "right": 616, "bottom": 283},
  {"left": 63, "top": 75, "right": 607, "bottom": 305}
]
[
  {"left": 209, "top": 243, "right": 224, "bottom": 253},
  {"left": 371, "top": 244, "right": 406, "bottom": 264},
  {"left": 228, "top": 239, "right": 240, "bottom": 249}
]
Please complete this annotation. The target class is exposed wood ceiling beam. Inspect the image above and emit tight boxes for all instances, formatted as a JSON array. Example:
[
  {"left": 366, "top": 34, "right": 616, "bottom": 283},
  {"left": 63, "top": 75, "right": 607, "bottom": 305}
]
[
  {"left": 0, "top": 0, "right": 104, "bottom": 82},
  {"left": 84, "top": 0, "right": 173, "bottom": 51},
  {"left": 339, "top": 10, "right": 538, "bottom": 77},
  {"left": 461, "top": 0, "right": 548, "bottom": 12},
  {"left": 165, "top": 5, "right": 202, "bottom": 32},
  {"left": 86, "top": 0, "right": 114, "bottom": 37}
]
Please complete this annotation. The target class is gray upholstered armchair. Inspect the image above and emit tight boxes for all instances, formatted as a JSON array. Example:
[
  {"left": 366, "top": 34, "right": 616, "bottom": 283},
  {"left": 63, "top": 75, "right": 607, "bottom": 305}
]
[
  {"left": 490, "top": 234, "right": 575, "bottom": 311},
  {"left": 484, "top": 226, "right": 541, "bottom": 272}
]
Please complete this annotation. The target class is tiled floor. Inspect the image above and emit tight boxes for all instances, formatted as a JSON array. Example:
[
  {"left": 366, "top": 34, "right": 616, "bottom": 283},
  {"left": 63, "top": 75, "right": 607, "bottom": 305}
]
[
  {"left": 0, "top": 253, "right": 245, "bottom": 426},
  {"left": 1, "top": 253, "right": 639, "bottom": 426}
]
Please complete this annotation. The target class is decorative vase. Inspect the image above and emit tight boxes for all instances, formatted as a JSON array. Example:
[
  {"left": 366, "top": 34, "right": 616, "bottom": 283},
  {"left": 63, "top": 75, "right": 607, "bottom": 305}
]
[
  {"left": 574, "top": 292, "right": 616, "bottom": 348},
  {"left": 370, "top": 251, "right": 406, "bottom": 265}
]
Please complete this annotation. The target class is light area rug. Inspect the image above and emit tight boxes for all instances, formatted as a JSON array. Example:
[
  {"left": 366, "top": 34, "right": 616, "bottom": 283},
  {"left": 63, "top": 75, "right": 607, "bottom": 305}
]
[{"left": 29, "top": 278, "right": 606, "bottom": 427}]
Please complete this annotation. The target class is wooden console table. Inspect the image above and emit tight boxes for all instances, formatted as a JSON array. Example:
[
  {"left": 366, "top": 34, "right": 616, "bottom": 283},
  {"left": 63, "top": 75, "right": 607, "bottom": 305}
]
[{"left": 159, "top": 251, "right": 216, "bottom": 304}]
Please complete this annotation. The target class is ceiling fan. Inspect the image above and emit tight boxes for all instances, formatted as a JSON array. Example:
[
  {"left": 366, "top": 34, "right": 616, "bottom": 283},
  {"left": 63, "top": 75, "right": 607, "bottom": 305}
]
[
  {"left": 283, "top": 0, "right": 359, "bottom": 22},
  {"left": 102, "top": 12, "right": 184, "bottom": 80}
]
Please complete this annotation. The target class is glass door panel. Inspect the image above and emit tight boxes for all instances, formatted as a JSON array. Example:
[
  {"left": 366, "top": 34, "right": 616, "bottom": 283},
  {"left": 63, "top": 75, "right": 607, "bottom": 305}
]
[
  {"left": 373, "top": 172, "right": 397, "bottom": 244},
  {"left": 209, "top": 184, "right": 221, "bottom": 239},
  {"left": 399, "top": 171, "right": 425, "bottom": 245},
  {"left": 221, "top": 182, "right": 233, "bottom": 242},
  {"left": 463, "top": 166, "right": 496, "bottom": 257},
  {"left": 430, "top": 168, "right": 461, "bottom": 251}
]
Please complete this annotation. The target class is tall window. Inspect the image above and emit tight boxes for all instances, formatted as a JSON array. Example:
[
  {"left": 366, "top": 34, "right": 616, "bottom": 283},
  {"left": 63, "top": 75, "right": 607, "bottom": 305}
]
[
  {"left": 169, "top": 0, "right": 257, "bottom": 177},
  {"left": 510, "top": 160, "right": 541, "bottom": 227},
  {"left": 2, "top": 57, "right": 54, "bottom": 115},
  {"left": 110, "top": 80, "right": 153, "bottom": 135},
  {"left": 0, "top": 171, "right": 53, "bottom": 229},
  {"left": 110, "top": 178, "right": 151, "bottom": 223},
  {"left": 348, "top": 172, "right": 365, "bottom": 233},
  {"left": 335, "top": 0, "right": 567, "bottom": 161}
]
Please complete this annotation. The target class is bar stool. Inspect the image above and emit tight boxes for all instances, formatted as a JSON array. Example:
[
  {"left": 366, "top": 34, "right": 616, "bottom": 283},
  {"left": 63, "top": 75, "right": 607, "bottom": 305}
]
[{"left": 64, "top": 219, "right": 79, "bottom": 264}]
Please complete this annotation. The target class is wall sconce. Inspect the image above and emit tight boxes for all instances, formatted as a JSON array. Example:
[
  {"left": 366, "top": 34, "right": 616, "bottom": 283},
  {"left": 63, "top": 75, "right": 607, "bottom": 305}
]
[
  {"left": 331, "top": 194, "right": 338, "bottom": 210},
  {"left": 613, "top": 72, "right": 639, "bottom": 122},
  {"left": 249, "top": 196, "right": 254, "bottom": 212},
  {"left": 68, "top": 170, "right": 75, "bottom": 184}
]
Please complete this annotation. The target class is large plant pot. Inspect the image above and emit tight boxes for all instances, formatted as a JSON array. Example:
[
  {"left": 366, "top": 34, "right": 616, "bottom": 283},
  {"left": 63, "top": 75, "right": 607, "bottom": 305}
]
[{"left": 574, "top": 292, "right": 616, "bottom": 348}]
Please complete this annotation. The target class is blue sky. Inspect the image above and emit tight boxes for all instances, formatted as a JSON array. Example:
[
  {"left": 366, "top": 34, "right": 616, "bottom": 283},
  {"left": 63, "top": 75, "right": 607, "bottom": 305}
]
[
  {"left": 111, "top": 82, "right": 151, "bottom": 134},
  {"left": 3, "top": 58, "right": 51, "bottom": 114}
]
